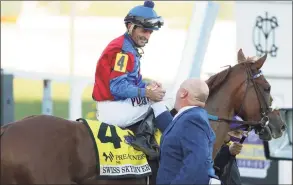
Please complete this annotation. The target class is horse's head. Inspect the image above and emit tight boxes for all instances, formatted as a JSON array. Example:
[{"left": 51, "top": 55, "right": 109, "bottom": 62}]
[{"left": 230, "top": 49, "right": 286, "bottom": 140}]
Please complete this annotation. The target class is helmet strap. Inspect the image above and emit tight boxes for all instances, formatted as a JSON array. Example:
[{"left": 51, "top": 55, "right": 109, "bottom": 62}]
[
  {"left": 137, "top": 47, "right": 144, "bottom": 57},
  {"left": 127, "top": 23, "right": 144, "bottom": 53},
  {"left": 128, "top": 24, "right": 136, "bottom": 36}
]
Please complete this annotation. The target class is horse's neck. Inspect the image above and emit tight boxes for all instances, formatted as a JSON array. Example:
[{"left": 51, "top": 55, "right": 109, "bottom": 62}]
[
  {"left": 206, "top": 89, "right": 235, "bottom": 118},
  {"left": 206, "top": 86, "right": 236, "bottom": 158}
]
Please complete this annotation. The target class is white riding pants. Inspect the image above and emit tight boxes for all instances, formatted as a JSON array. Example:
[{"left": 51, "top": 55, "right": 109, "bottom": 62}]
[
  {"left": 96, "top": 97, "right": 152, "bottom": 128},
  {"left": 96, "top": 92, "right": 175, "bottom": 128}
]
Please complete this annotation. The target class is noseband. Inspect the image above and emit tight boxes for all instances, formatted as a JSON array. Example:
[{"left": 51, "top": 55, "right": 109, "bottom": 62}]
[{"left": 208, "top": 63, "right": 272, "bottom": 134}]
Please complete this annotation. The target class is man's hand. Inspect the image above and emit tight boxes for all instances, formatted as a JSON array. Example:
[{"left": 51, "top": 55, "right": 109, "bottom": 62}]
[
  {"left": 147, "top": 80, "right": 162, "bottom": 90},
  {"left": 145, "top": 86, "right": 166, "bottom": 102},
  {"left": 229, "top": 142, "right": 243, "bottom": 156}
]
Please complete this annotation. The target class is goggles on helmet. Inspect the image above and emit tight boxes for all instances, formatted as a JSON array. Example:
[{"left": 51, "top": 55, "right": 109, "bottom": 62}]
[{"left": 125, "top": 15, "right": 164, "bottom": 30}]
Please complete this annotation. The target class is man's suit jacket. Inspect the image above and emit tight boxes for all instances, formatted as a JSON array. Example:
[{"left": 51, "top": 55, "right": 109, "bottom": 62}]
[{"left": 155, "top": 107, "right": 216, "bottom": 185}]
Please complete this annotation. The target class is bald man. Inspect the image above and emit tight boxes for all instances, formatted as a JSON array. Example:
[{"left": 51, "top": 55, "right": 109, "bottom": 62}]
[{"left": 153, "top": 78, "right": 221, "bottom": 185}]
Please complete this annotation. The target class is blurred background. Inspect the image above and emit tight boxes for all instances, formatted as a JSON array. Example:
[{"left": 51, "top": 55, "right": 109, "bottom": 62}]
[
  {"left": 1, "top": 1, "right": 292, "bottom": 184},
  {"left": 1, "top": 1, "right": 236, "bottom": 120}
]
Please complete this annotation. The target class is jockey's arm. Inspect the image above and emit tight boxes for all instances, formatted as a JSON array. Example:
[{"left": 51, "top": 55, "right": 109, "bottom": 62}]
[{"left": 109, "top": 51, "right": 147, "bottom": 99}]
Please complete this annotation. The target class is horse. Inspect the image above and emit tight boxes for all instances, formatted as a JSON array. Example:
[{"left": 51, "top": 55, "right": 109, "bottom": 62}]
[
  {"left": 205, "top": 49, "right": 286, "bottom": 157},
  {"left": 0, "top": 49, "right": 286, "bottom": 185}
]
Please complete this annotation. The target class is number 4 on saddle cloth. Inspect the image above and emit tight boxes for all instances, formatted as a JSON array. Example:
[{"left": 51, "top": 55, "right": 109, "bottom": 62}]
[{"left": 77, "top": 118, "right": 162, "bottom": 179}]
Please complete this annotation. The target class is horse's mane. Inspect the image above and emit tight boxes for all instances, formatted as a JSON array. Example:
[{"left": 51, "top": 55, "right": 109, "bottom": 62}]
[
  {"left": 205, "top": 56, "right": 258, "bottom": 96},
  {"left": 205, "top": 65, "right": 232, "bottom": 95}
]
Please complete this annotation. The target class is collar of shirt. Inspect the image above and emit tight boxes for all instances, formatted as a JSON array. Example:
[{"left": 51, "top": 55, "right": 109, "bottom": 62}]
[
  {"left": 124, "top": 33, "right": 134, "bottom": 45},
  {"left": 173, "top": 106, "right": 198, "bottom": 120},
  {"left": 124, "top": 32, "right": 140, "bottom": 56}
]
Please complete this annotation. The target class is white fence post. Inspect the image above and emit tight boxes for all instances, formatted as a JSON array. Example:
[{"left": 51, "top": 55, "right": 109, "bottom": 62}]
[
  {"left": 172, "top": 1, "right": 219, "bottom": 94},
  {"left": 68, "top": 1, "right": 79, "bottom": 121},
  {"left": 69, "top": 78, "right": 88, "bottom": 120},
  {"left": 42, "top": 79, "right": 53, "bottom": 115}
]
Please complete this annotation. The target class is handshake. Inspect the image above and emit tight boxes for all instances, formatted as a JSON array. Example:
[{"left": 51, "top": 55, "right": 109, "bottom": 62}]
[{"left": 145, "top": 81, "right": 166, "bottom": 102}]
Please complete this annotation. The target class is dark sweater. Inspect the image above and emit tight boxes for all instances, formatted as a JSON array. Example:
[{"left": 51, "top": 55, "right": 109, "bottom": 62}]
[{"left": 214, "top": 144, "right": 242, "bottom": 185}]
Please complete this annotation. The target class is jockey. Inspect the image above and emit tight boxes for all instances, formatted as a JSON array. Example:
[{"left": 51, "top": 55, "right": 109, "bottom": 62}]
[{"left": 92, "top": 0, "right": 166, "bottom": 159}]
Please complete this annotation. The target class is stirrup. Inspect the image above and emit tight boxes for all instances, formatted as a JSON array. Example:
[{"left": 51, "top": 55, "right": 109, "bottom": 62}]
[
  {"left": 150, "top": 142, "right": 159, "bottom": 150},
  {"left": 131, "top": 143, "right": 159, "bottom": 157},
  {"left": 131, "top": 135, "right": 159, "bottom": 159}
]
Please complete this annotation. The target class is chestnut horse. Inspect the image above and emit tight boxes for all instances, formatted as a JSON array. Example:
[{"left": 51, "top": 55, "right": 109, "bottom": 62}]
[{"left": 1, "top": 49, "right": 286, "bottom": 184}]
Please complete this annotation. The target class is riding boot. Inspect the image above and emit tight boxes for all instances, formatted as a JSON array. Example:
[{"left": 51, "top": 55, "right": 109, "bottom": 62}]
[{"left": 131, "top": 108, "right": 159, "bottom": 160}]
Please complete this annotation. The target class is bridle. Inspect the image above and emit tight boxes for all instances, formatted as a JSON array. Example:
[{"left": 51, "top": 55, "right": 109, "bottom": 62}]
[
  {"left": 237, "top": 63, "right": 272, "bottom": 132},
  {"left": 209, "top": 62, "right": 272, "bottom": 135}
]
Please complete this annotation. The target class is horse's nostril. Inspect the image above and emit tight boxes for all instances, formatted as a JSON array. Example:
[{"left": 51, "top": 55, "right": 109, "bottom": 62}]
[{"left": 281, "top": 125, "right": 286, "bottom": 131}]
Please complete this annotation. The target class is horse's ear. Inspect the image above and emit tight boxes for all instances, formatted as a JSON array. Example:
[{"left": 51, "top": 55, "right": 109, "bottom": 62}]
[
  {"left": 237, "top": 49, "right": 246, "bottom": 63},
  {"left": 253, "top": 53, "right": 267, "bottom": 69}
]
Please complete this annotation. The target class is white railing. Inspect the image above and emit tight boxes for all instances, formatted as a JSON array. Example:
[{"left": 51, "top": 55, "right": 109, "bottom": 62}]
[{"left": 2, "top": 68, "right": 93, "bottom": 120}]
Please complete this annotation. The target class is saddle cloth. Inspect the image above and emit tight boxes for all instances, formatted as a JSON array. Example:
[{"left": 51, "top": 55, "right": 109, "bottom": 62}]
[{"left": 81, "top": 119, "right": 163, "bottom": 179}]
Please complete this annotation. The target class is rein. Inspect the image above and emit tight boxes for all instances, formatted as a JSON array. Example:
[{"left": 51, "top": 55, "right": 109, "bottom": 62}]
[{"left": 208, "top": 114, "right": 268, "bottom": 131}]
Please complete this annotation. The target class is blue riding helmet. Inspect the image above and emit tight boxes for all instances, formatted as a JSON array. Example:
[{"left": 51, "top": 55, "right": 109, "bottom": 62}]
[{"left": 124, "top": 0, "right": 164, "bottom": 30}]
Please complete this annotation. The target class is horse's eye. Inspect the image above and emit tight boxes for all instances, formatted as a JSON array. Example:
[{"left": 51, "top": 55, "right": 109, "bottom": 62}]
[{"left": 265, "top": 86, "right": 271, "bottom": 92}]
